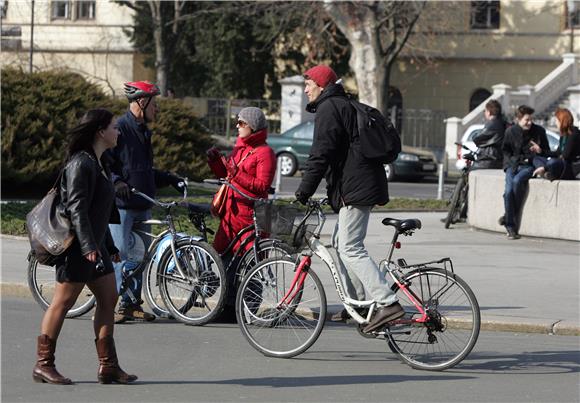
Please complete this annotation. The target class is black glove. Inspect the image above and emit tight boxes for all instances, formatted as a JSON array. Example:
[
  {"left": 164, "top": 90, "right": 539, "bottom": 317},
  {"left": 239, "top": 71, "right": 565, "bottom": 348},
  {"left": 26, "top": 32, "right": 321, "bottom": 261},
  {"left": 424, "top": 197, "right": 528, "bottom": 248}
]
[
  {"left": 169, "top": 174, "right": 186, "bottom": 195},
  {"left": 295, "top": 190, "right": 309, "bottom": 205},
  {"left": 114, "top": 181, "right": 131, "bottom": 200}
]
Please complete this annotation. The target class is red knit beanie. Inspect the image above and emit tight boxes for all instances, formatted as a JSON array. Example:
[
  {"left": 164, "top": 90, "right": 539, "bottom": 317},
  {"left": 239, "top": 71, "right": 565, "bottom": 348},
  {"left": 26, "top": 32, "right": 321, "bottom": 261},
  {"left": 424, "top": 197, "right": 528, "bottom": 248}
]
[{"left": 304, "top": 65, "right": 338, "bottom": 88}]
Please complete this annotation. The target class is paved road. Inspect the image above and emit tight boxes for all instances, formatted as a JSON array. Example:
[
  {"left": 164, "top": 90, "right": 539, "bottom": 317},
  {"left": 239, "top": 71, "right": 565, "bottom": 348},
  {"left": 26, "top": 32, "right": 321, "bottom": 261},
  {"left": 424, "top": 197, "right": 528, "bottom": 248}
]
[
  {"left": 3, "top": 212, "right": 579, "bottom": 333},
  {"left": 276, "top": 175, "right": 455, "bottom": 199},
  {"left": 2, "top": 297, "right": 579, "bottom": 403}
]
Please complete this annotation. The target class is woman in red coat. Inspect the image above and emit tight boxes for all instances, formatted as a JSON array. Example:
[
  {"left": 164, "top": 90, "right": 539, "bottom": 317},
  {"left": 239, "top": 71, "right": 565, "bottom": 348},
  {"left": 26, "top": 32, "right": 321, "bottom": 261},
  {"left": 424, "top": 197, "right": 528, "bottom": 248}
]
[{"left": 207, "top": 107, "right": 277, "bottom": 256}]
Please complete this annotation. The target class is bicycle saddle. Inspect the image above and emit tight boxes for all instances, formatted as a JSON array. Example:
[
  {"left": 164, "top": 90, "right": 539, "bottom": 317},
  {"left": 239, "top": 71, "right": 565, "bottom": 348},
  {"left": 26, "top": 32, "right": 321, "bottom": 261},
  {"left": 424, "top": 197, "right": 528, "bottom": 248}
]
[
  {"left": 381, "top": 218, "right": 422, "bottom": 233},
  {"left": 185, "top": 202, "right": 211, "bottom": 215}
]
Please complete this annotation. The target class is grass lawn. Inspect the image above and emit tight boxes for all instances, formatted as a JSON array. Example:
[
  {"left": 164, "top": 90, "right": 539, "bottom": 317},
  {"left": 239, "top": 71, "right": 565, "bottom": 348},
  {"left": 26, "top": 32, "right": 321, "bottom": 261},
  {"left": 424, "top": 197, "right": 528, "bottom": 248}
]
[{"left": 1, "top": 184, "right": 447, "bottom": 237}]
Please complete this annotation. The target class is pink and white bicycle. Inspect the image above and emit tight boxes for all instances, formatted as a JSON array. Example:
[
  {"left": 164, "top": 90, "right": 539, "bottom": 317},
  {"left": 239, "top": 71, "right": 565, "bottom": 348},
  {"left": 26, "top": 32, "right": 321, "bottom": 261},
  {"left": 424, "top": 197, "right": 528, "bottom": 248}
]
[{"left": 235, "top": 198, "right": 480, "bottom": 371}]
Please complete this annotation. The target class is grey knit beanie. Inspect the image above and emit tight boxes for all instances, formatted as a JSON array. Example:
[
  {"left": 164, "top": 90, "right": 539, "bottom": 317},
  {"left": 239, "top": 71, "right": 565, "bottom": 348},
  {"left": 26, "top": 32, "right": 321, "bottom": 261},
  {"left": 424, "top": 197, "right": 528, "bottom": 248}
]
[{"left": 238, "top": 107, "right": 267, "bottom": 132}]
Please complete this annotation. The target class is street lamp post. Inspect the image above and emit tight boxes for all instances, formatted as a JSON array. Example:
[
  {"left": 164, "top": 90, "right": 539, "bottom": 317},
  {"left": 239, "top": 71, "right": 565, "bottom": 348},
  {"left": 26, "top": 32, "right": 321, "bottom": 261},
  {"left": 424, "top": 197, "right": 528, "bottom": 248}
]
[
  {"left": 569, "top": 0, "right": 576, "bottom": 53},
  {"left": 29, "top": 0, "right": 34, "bottom": 73}
]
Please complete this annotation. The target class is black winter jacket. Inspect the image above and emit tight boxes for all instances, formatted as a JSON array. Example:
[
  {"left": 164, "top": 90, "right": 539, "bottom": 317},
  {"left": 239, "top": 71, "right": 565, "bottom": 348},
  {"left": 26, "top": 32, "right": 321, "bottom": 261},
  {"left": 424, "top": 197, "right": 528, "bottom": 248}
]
[
  {"left": 557, "top": 126, "right": 580, "bottom": 179},
  {"left": 106, "top": 111, "right": 174, "bottom": 210},
  {"left": 502, "top": 123, "right": 550, "bottom": 171},
  {"left": 473, "top": 116, "right": 506, "bottom": 169},
  {"left": 60, "top": 151, "right": 119, "bottom": 257},
  {"left": 296, "top": 84, "right": 389, "bottom": 212}
]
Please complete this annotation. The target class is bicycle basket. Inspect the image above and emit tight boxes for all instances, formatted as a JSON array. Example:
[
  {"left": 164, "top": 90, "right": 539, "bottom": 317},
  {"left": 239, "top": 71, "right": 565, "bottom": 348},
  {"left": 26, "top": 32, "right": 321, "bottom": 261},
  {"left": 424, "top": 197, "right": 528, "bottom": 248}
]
[
  {"left": 290, "top": 209, "right": 320, "bottom": 251},
  {"left": 254, "top": 200, "right": 299, "bottom": 236}
]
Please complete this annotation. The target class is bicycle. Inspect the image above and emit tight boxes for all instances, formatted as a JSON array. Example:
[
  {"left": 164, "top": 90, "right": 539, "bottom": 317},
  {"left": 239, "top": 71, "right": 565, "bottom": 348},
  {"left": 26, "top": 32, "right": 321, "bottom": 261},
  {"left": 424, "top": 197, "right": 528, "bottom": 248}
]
[
  {"left": 235, "top": 198, "right": 481, "bottom": 371},
  {"left": 158, "top": 178, "right": 295, "bottom": 325},
  {"left": 28, "top": 183, "right": 226, "bottom": 325},
  {"left": 444, "top": 145, "right": 476, "bottom": 229}
]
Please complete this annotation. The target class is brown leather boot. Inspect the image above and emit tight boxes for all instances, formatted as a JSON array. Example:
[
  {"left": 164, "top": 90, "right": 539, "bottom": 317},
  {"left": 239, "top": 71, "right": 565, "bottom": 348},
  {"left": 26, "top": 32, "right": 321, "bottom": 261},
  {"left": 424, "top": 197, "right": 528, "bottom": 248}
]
[
  {"left": 32, "top": 334, "right": 73, "bottom": 384},
  {"left": 95, "top": 335, "right": 137, "bottom": 384}
]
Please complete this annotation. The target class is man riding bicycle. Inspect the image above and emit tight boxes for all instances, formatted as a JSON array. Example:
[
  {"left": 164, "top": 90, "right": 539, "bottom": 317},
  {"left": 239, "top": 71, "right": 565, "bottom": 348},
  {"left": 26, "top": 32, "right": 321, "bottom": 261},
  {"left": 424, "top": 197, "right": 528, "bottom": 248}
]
[{"left": 294, "top": 65, "right": 404, "bottom": 333}]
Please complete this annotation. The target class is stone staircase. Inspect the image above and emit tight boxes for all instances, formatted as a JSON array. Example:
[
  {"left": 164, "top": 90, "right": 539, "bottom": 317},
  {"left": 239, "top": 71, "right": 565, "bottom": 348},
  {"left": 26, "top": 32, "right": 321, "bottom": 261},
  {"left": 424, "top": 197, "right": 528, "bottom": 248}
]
[{"left": 445, "top": 53, "right": 580, "bottom": 164}]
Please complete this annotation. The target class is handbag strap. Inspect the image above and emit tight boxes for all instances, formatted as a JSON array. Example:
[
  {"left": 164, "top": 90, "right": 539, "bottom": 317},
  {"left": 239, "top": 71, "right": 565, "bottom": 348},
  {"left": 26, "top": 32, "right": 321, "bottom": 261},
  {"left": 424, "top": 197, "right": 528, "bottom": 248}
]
[{"left": 50, "top": 167, "right": 66, "bottom": 191}]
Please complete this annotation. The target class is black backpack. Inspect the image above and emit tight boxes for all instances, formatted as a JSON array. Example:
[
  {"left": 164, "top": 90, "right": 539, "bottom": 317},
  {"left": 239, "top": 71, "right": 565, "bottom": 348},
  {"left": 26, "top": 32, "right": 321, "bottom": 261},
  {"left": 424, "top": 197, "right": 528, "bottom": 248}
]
[{"left": 349, "top": 99, "right": 401, "bottom": 164}]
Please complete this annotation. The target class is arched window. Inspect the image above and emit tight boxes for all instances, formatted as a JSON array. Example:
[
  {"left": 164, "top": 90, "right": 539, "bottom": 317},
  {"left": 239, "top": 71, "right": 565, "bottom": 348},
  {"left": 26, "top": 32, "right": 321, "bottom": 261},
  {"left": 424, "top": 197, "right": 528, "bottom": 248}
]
[
  {"left": 469, "top": 88, "right": 491, "bottom": 112},
  {"left": 387, "top": 86, "right": 403, "bottom": 130}
]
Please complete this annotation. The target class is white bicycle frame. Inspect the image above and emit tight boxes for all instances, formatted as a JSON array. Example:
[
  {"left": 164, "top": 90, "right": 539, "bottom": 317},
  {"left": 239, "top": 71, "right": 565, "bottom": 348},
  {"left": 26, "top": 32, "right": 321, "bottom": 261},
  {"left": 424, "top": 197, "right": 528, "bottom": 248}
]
[{"left": 303, "top": 205, "right": 382, "bottom": 326}]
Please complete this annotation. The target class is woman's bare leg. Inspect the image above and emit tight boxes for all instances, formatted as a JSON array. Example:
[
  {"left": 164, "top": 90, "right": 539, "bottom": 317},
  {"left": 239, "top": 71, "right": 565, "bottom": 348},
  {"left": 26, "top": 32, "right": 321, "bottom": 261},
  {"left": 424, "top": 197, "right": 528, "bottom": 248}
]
[
  {"left": 87, "top": 273, "right": 118, "bottom": 339},
  {"left": 40, "top": 282, "right": 86, "bottom": 339}
]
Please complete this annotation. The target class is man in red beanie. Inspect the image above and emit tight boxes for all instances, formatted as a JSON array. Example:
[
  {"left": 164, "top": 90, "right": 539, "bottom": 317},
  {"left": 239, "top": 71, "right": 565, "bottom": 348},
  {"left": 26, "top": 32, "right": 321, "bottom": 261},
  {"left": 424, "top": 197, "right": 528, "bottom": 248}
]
[{"left": 295, "top": 65, "right": 404, "bottom": 333}]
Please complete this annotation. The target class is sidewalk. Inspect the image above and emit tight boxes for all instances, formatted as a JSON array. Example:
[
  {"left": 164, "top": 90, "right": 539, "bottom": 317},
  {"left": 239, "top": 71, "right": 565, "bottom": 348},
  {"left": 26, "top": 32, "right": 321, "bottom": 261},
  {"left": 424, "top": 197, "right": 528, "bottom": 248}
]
[{"left": 2, "top": 211, "right": 579, "bottom": 335}]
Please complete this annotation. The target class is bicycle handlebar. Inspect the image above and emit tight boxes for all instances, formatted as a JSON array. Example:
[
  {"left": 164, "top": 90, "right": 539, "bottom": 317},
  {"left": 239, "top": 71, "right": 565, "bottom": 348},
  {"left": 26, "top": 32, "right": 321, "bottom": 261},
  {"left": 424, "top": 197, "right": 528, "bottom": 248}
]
[
  {"left": 203, "top": 178, "right": 267, "bottom": 202},
  {"left": 131, "top": 188, "right": 177, "bottom": 209}
]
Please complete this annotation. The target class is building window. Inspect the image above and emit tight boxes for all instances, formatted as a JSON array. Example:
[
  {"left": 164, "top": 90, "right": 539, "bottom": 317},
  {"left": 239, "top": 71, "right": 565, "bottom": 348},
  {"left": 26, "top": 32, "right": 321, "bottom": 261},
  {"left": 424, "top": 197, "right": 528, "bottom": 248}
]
[
  {"left": 469, "top": 88, "right": 491, "bottom": 112},
  {"left": 1, "top": 0, "right": 7, "bottom": 19},
  {"left": 51, "top": 1, "right": 71, "bottom": 19},
  {"left": 470, "top": 1, "right": 500, "bottom": 29},
  {"left": 76, "top": 0, "right": 95, "bottom": 20},
  {"left": 565, "top": 1, "right": 580, "bottom": 28}
]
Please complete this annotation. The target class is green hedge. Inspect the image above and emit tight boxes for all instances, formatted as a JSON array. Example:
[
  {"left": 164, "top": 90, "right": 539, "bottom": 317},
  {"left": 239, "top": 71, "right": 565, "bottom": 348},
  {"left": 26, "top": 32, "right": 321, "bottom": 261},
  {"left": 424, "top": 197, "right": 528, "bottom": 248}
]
[{"left": 1, "top": 68, "right": 212, "bottom": 197}]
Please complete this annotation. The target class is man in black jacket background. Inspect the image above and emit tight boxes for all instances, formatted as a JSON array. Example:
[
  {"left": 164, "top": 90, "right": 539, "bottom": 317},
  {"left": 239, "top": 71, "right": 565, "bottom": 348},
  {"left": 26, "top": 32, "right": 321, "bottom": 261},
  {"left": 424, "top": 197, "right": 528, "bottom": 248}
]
[
  {"left": 501, "top": 105, "right": 549, "bottom": 239},
  {"left": 295, "top": 65, "right": 404, "bottom": 333},
  {"left": 473, "top": 99, "right": 507, "bottom": 169}
]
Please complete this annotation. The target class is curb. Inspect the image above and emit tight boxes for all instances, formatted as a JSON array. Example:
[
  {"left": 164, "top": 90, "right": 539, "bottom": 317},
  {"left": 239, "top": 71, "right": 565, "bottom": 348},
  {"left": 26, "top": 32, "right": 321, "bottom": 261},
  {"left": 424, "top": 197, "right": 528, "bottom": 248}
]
[{"left": 4, "top": 283, "right": 578, "bottom": 337}]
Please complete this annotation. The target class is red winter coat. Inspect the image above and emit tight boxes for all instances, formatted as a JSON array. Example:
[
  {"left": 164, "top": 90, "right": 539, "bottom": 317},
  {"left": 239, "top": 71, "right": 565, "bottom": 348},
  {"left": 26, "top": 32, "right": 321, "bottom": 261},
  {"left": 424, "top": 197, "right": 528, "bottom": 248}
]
[{"left": 208, "top": 129, "right": 276, "bottom": 255}]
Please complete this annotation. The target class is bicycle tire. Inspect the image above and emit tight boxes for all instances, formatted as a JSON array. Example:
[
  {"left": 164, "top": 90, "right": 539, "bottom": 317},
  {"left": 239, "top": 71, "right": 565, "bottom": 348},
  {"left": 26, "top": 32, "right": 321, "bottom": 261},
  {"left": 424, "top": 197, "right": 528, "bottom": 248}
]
[
  {"left": 444, "top": 175, "right": 466, "bottom": 229},
  {"left": 27, "top": 254, "right": 96, "bottom": 318},
  {"left": 158, "top": 238, "right": 226, "bottom": 326},
  {"left": 386, "top": 268, "right": 480, "bottom": 371},
  {"left": 237, "top": 239, "right": 294, "bottom": 279},
  {"left": 142, "top": 258, "right": 171, "bottom": 318},
  {"left": 236, "top": 257, "right": 327, "bottom": 358}
]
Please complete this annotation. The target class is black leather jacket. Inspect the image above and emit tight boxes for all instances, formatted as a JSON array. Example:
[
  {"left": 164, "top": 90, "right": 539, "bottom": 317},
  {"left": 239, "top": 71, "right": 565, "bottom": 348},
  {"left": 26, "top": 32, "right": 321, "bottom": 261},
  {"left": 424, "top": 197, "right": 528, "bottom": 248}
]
[
  {"left": 60, "top": 151, "right": 119, "bottom": 256},
  {"left": 473, "top": 117, "right": 506, "bottom": 169}
]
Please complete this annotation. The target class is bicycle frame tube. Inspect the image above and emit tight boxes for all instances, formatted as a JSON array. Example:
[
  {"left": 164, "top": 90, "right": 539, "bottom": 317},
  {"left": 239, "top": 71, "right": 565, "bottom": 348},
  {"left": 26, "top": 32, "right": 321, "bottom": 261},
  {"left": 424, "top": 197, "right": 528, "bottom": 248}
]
[{"left": 308, "top": 237, "right": 376, "bottom": 324}]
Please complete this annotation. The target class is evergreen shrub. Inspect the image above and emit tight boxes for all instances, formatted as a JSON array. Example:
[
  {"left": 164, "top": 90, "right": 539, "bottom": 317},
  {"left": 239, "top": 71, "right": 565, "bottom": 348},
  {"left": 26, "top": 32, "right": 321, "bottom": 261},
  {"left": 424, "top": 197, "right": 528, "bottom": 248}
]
[{"left": 1, "top": 68, "right": 212, "bottom": 197}]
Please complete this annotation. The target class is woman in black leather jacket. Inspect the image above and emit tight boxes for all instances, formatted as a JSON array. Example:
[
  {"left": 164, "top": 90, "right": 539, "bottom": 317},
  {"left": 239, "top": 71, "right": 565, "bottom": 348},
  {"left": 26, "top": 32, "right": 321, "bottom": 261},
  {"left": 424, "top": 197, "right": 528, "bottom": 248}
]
[{"left": 33, "top": 109, "right": 137, "bottom": 385}]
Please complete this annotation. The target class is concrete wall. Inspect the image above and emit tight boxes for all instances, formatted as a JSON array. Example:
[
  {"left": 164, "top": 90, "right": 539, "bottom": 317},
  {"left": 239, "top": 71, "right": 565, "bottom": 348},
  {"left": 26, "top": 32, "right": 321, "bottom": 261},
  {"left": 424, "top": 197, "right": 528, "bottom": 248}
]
[{"left": 468, "top": 170, "right": 580, "bottom": 241}]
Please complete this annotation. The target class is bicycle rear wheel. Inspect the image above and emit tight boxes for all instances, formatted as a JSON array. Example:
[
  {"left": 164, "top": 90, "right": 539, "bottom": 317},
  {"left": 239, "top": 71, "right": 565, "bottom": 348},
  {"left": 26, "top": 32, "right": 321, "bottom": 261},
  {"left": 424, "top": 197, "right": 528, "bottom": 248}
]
[
  {"left": 386, "top": 268, "right": 480, "bottom": 370},
  {"left": 236, "top": 257, "right": 326, "bottom": 358},
  {"left": 159, "top": 238, "right": 226, "bottom": 325},
  {"left": 444, "top": 175, "right": 466, "bottom": 229},
  {"left": 27, "top": 254, "right": 95, "bottom": 318}
]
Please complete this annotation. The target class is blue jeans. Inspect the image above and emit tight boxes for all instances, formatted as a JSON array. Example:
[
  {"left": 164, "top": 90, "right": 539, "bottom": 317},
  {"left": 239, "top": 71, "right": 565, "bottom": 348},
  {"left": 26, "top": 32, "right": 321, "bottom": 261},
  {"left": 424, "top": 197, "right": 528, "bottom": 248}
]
[
  {"left": 331, "top": 205, "right": 398, "bottom": 307},
  {"left": 109, "top": 208, "right": 152, "bottom": 308},
  {"left": 533, "top": 156, "right": 565, "bottom": 179},
  {"left": 504, "top": 165, "right": 534, "bottom": 231}
]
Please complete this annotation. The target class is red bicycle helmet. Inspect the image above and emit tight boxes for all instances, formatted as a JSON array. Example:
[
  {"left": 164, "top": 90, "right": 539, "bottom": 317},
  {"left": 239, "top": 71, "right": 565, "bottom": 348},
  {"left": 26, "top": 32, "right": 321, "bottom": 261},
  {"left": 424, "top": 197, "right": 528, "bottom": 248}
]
[{"left": 124, "top": 81, "right": 160, "bottom": 101}]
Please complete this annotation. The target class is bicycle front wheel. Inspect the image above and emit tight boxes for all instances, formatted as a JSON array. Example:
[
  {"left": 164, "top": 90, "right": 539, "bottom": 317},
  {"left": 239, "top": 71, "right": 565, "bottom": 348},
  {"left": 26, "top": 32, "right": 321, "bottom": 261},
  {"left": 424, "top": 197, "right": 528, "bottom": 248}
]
[
  {"left": 386, "top": 268, "right": 480, "bottom": 371},
  {"left": 142, "top": 258, "right": 171, "bottom": 318},
  {"left": 158, "top": 239, "right": 226, "bottom": 325},
  {"left": 236, "top": 257, "right": 326, "bottom": 358},
  {"left": 444, "top": 175, "right": 466, "bottom": 229},
  {"left": 27, "top": 254, "right": 95, "bottom": 318}
]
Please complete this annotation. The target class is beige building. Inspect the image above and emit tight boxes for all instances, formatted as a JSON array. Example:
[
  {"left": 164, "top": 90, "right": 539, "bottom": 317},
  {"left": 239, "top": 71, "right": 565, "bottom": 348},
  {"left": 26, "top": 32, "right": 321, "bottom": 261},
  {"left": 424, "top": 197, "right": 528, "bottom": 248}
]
[
  {"left": 1, "top": 0, "right": 151, "bottom": 95},
  {"left": 395, "top": 0, "right": 579, "bottom": 114},
  {"left": 385, "top": 0, "right": 580, "bottom": 150}
]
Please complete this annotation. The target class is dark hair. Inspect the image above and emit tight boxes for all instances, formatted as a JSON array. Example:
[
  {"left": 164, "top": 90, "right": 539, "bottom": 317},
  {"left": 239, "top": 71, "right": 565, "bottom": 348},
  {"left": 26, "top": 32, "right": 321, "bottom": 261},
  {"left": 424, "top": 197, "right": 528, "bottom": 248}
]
[
  {"left": 485, "top": 100, "right": 502, "bottom": 117},
  {"left": 555, "top": 107, "right": 574, "bottom": 136},
  {"left": 516, "top": 105, "right": 535, "bottom": 119},
  {"left": 67, "top": 108, "right": 113, "bottom": 160}
]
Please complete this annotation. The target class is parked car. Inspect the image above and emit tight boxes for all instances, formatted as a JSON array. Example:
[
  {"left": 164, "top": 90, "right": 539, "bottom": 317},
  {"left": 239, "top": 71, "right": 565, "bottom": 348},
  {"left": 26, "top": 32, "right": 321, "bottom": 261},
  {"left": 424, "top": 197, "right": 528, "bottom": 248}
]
[
  {"left": 456, "top": 124, "right": 560, "bottom": 170},
  {"left": 268, "top": 121, "right": 438, "bottom": 181}
]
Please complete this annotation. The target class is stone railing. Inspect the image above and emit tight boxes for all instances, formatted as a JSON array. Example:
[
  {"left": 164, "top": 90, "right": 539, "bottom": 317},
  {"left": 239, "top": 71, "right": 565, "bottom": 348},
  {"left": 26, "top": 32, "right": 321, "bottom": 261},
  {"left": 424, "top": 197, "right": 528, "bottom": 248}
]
[
  {"left": 468, "top": 170, "right": 580, "bottom": 241},
  {"left": 444, "top": 54, "right": 579, "bottom": 164}
]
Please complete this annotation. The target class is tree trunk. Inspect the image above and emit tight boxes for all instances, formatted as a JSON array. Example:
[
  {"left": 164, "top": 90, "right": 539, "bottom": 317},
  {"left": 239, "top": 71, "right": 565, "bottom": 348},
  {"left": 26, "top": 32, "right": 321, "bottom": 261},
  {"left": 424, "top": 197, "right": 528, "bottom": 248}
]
[
  {"left": 323, "top": 2, "right": 383, "bottom": 109},
  {"left": 149, "top": 1, "right": 167, "bottom": 95}
]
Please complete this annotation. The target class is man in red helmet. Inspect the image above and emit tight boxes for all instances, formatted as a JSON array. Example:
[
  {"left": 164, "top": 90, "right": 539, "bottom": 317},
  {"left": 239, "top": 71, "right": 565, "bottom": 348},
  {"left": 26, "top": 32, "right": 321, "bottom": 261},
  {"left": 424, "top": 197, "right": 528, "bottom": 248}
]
[
  {"left": 107, "top": 81, "right": 184, "bottom": 323},
  {"left": 295, "top": 65, "right": 404, "bottom": 333}
]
